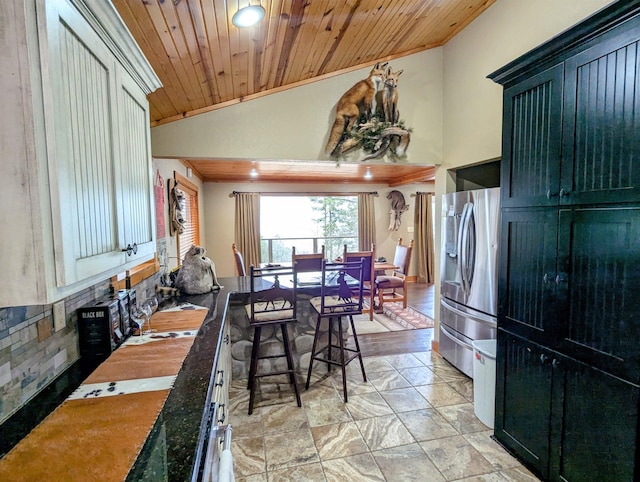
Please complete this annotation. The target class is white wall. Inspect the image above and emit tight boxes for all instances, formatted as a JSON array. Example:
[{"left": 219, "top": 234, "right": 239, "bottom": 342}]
[
  {"left": 441, "top": 0, "right": 614, "bottom": 170},
  {"left": 202, "top": 182, "right": 434, "bottom": 278},
  {"left": 151, "top": 49, "right": 443, "bottom": 165},
  {"left": 152, "top": 158, "right": 205, "bottom": 275}
]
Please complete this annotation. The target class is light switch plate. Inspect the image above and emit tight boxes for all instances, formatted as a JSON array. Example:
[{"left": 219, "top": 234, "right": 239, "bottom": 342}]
[
  {"left": 53, "top": 301, "right": 66, "bottom": 332},
  {"left": 407, "top": 226, "right": 414, "bottom": 233}
]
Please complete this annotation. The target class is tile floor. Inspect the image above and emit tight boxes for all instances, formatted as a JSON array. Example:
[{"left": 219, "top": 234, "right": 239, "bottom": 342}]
[{"left": 227, "top": 349, "right": 540, "bottom": 481}]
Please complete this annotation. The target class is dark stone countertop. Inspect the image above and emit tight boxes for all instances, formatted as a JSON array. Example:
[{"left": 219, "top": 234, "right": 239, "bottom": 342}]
[{"left": 128, "top": 276, "right": 249, "bottom": 482}]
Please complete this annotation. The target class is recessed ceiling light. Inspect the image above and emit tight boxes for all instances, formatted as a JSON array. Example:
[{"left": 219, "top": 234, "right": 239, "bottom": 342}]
[
  {"left": 232, "top": 4, "right": 265, "bottom": 28},
  {"left": 249, "top": 168, "right": 259, "bottom": 178},
  {"left": 364, "top": 168, "right": 373, "bottom": 180}
]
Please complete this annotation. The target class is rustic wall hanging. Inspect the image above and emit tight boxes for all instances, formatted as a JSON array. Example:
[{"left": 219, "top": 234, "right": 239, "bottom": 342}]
[{"left": 325, "top": 63, "right": 412, "bottom": 161}]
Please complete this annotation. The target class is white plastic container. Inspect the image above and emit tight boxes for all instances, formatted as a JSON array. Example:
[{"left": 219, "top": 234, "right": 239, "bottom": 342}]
[{"left": 472, "top": 339, "right": 497, "bottom": 428}]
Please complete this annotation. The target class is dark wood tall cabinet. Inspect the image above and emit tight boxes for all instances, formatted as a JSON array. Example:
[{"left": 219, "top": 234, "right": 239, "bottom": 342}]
[{"left": 489, "top": 3, "right": 640, "bottom": 480}]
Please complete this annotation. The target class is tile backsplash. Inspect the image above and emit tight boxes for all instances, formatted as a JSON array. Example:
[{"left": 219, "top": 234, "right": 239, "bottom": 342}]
[{"left": 0, "top": 273, "right": 161, "bottom": 424}]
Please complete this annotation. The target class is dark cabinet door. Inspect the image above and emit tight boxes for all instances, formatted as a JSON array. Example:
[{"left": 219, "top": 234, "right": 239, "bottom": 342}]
[
  {"left": 498, "top": 208, "right": 559, "bottom": 344},
  {"left": 561, "top": 20, "right": 640, "bottom": 206},
  {"left": 556, "top": 206, "right": 640, "bottom": 383},
  {"left": 501, "top": 64, "right": 564, "bottom": 208},
  {"left": 556, "top": 358, "right": 640, "bottom": 481},
  {"left": 495, "top": 330, "right": 557, "bottom": 480}
]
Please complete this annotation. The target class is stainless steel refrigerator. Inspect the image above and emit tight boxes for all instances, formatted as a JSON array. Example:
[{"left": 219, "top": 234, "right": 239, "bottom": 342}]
[{"left": 440, "top": 187, "right": 500, "bottom": 377}]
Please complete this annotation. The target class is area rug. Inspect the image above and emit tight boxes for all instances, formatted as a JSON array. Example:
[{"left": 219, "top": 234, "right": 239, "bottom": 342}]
[
  {"left": 352, "top": 303, "right": 434, "bottom": 334},
  {"left": 380, "top": 302, "right": 434, "bottom": 330}
]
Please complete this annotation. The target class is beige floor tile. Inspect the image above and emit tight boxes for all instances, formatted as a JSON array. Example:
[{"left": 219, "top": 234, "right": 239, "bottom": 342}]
[
  {"left": 355, "top": 413, "right": 416, "bottom": 451},
  {"left": 383, "top": 353, "right": 426, "bottom": 369},
  {"left": 344, "top": 391, "right": 394, "bottom": 420},
  {"left": 236, "top": 473, "right": 268, "bottom": 482},
  {"left": 463, "top": 431, "right": 522, "bottom": 471},
  {"left": 227, "top": 349, "right": 542, "bottom": 482},
  {"left": 261, "top": 403, "right": 308, "bottom": 434},
  {"left": 431, "top": 364, "right": 472, "bottom": 382},
  {"left": 396, "top": 408, "right": 459, "bottom": 441},
  {"left": 305, "top": 397, "right": 353, "bottom": 427},
  {"left": 263, "top": 428, "right": 319, "bottom": 471},
  {"left": 311, "top": 421, "right": 369, "bottom": 460},
  {"left": 233, "top": 436, "right": 266, "bottom": 477},
  {"left": 360, "top": 356, "right": 395, "bottom": 373},
  {"left": 398, "top": 365, "right": 442, "bottom": 385},
  {"left": 367, "top": 368, "right": 412, "bottom": 391},
  {"left": 327, "top": 371, "right": 377, "bottom": 397},
  {"left": 415, "top": 382, "right": 470, "bottom": 408},
  {"left": 300, "top": 378, "right": 341, "bottom": 403},
  {"left": 449, "top": 472, "right": 509, "bottom": 481},
  {"left": 372, "top": 443, "right": 446, "bottom": 482},
  {"left": 437, "top": 403, "right": 489, "bottom": 435},
  {"left": 379, "top": 386, "right": 432, "bottom": 413},
  {"left": 411, "top": 351, "right": 437, "bottom": 366},
  {"left": 322, "top": 453, "right": 385, "bottom": 482},
  {"left": 228, "top": 418, "right": 265, "bottom": 440},
  {"left": 448, "top": 377, "right": 474, "bottom": 401},
  {"left": 499, "top": 466, "right": 540, "bottom": 481},
  {"left": 420, "top": 435, "right": 495, "bottom": 480},
  {"left": 266, "top": 462, "right": 326, "bottom": 481}
]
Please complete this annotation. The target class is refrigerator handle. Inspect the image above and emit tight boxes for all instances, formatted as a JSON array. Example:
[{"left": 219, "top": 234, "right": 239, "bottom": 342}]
[
  {"left": 440, "top": 324, "right": 474, "bottom": 350},
  {"left": 458, "top": 203, "right": 472, "bottom": 294},
  {"left": 441, "top": 299, "right": 497, "bottom": 327}
]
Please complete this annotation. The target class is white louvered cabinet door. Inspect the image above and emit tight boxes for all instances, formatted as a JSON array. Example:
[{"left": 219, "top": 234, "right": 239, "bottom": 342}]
[
  {"left": 114, "top": 72, "right": 156, "bottom": 264},
  {"left": 47, "top": 0, "right": 154, "bottom": 287}
]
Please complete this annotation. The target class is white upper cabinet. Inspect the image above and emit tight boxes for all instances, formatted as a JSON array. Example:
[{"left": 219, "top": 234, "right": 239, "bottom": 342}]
[{"left": 0, "top": 0, "right": 161, "bottom": 307}]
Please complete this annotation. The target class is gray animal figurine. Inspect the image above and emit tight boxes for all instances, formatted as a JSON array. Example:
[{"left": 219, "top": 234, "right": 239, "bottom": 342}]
[{"left": 174, "top": 245, "right": 221, "bottom": 295}]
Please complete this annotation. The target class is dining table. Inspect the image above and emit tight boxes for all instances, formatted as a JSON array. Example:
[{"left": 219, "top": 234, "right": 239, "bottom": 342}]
[{"left": 374, "top": 261, "right": 399, "bottom": 273}]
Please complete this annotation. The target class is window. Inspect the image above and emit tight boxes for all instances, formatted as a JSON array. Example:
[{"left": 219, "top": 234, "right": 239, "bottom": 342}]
[
  {"left": 175, "top": 173, "right": 200, "bottom": 264},
  {"left": 260, "top": 195, "right": 358, "bottom": 263}
]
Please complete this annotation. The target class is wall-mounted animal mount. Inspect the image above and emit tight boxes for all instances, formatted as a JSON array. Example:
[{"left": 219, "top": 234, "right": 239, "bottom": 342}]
[
  {"left": 325, "top": 63, "right": 411, "bottom": 161},
  {"left": 387, "top": 190, "right": 409, "bottom": 231}
]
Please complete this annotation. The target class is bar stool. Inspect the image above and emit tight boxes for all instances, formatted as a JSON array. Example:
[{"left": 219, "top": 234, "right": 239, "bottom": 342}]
[
  {"left": 245, "top": 265, "right": 301, "bottom": 415},
  {"left": 305, "top": 258, "right": 367, "bottom": 402}
]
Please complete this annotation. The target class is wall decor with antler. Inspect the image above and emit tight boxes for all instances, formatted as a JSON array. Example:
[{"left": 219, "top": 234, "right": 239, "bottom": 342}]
[{"left": 325, "top": 62, "right": 412, "bottom": 161}]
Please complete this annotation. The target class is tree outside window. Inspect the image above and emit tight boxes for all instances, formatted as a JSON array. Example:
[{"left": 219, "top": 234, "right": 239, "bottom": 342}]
[{"left": 260, "top": 196, "right": 358, "bottom": 263}]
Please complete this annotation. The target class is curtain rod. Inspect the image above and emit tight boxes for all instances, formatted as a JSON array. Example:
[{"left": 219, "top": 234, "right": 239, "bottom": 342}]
[
  {"left": 229, "top": 191, "right": 378, "bottom": 197},
  {"left": 410, "top": 191, "right": 432, "bottom": 197}
]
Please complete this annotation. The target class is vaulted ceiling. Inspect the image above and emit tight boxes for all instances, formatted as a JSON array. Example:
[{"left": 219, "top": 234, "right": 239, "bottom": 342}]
[{"left": 113, "top": 0, "right": 495, "bottom": 183}]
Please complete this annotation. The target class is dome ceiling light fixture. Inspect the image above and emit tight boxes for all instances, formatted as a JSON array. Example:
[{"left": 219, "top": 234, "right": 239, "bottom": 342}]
[{"left": 232, "top": 2, "right": 266, "bottom": 28}]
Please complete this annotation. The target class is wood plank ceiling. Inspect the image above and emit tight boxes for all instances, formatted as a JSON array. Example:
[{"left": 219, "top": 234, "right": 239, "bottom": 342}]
[
  {"left": 113, "top": 0, "right": 495, "bottom": 184},
  {"left": 180, "top": 158, "right": 436, "bottom": 185}
]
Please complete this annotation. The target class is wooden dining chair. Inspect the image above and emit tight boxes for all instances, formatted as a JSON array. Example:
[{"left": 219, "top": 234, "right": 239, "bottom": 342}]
[
  {"left": 245, "top": 265, "right": 301, "bottom": 415},
  {"left": 291, "top": 245, "right": 325, "bottom": 272},
  {"left": 343, "top": 243, "right": 376, "bottom": 320},
  {"left": 305, "top": 258, "right": 367, "bottom": 402},
  {"left": 375, "top": 238, "right": 414, "bottom": 309},
  {"left": 232, "top": 242, "right": 246, "bottom": 276}
]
